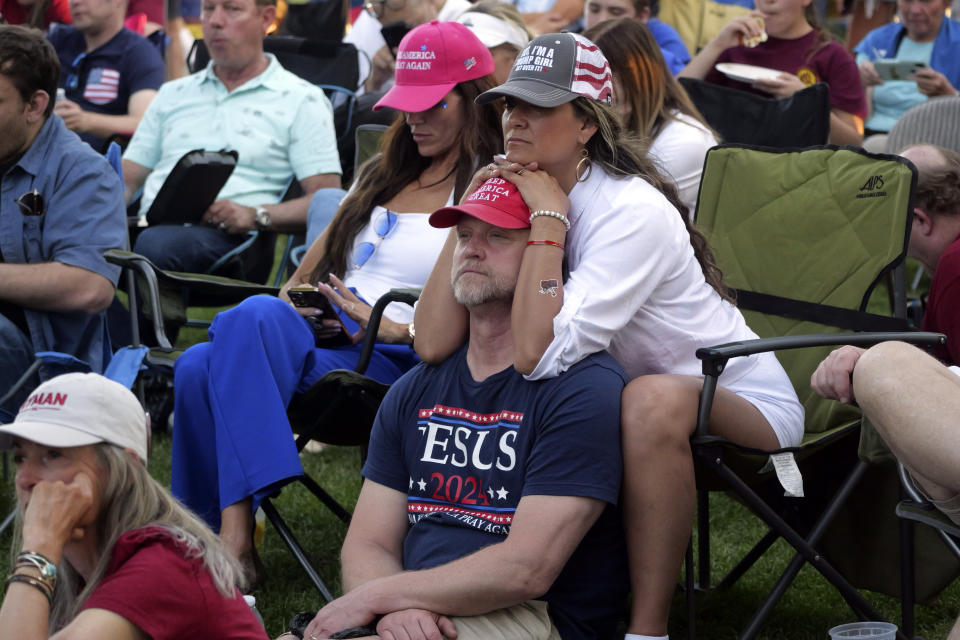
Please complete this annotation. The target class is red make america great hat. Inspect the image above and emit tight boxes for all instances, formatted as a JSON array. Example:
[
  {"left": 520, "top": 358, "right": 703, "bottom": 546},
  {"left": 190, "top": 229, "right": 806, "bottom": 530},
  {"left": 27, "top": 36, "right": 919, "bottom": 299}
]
[{"left": 429, "top": 177, "right": 531, "bottom": 229}]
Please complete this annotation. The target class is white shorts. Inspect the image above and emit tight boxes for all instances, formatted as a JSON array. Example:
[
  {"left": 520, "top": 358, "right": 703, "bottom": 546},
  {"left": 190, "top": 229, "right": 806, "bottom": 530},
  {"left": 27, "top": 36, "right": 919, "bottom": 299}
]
[{"left": 723, "top": 350, "right": 805, "bottom": 449}]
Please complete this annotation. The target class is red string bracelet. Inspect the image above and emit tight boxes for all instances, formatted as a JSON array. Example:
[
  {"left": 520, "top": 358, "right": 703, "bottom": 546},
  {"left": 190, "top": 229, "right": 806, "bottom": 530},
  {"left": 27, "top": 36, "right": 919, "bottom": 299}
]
[{"left": 527, "top": 240, "right": 565, "bottom": 250}]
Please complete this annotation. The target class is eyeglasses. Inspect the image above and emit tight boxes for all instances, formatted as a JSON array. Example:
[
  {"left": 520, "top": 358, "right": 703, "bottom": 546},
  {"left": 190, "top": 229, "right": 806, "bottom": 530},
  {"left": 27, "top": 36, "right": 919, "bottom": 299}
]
[
  {"left": 364, "top": 0, "right": 406, "bottom": 18},
  {"left": 65, "top": 52, "right": 87, "bottom": 92},
  {"left": 353, "top": 210, "right": 399, "bottom": 269}
]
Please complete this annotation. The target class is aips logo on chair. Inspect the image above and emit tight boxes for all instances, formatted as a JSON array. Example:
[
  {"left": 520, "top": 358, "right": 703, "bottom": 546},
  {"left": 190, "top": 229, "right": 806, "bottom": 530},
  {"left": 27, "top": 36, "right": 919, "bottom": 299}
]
[{"left": 857, "top": 175, "right": 887, "bottom": 199}]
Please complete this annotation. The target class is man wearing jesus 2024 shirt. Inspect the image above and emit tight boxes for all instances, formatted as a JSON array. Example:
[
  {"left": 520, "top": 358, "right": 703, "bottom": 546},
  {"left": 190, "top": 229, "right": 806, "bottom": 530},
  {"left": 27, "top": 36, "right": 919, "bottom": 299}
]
[{"left": 292, "top": 177, "right": 629, "bottom": 640}]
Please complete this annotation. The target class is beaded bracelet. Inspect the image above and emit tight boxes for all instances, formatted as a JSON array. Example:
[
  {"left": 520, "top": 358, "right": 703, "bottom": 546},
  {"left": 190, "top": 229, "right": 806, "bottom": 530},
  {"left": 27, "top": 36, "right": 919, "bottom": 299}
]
[
  {"left": 527, "top": 240, "right": 565, "bottom": 250},
  {"left": 6, "top": 573, "right": 53, "bottom": 605},
  {"left": 529, "top": 210, "right": 570, "bottom": 231}
]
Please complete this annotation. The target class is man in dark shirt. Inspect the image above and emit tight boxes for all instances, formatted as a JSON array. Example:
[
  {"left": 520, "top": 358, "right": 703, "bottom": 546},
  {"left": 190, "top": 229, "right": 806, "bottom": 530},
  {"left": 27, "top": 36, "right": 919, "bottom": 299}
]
[
  {"left": 293, "top": 178, "right": 629, "bottom": 640},
  {"left": 48, "top": 0, "right": 164, "bottom": 149}
]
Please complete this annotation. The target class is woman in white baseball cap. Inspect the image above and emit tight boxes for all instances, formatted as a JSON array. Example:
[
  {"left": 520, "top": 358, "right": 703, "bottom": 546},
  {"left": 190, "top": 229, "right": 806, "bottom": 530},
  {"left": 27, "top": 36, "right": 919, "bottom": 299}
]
[
  {"left": 414, "top": 32, "right": 804, "bottom": 639},
  {"left": 0, "top": 373, "right": 266, "bottom": 639}
]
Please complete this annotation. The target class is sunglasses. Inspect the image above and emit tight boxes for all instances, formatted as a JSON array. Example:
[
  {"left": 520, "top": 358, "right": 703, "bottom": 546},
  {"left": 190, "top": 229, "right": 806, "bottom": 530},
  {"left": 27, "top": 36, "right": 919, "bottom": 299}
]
[
  {"left": 353, "top": 210, "right": 399, "bottom": 269},
  {"left": 65, "top": 52, "right": 88, "bottom": 92}
]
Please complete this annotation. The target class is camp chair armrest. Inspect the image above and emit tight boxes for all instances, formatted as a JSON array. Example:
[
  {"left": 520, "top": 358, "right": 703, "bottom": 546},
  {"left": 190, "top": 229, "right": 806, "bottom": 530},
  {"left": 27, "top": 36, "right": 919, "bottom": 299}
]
[
  {"left": 696, "top": 331, "right": 946, "bottom": 376},
  {"left": 104, "top": 248, "right": 175, "bottom": 351},
  {"left": 354, "top": 288, "right": 421, "bottom": 374},
  {"left": 693, "top": 331, "right": 946, "bottom": 437}
]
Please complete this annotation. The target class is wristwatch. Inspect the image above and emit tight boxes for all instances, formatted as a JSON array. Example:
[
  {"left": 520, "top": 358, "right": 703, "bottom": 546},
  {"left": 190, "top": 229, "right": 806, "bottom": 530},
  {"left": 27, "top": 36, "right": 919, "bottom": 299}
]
[{"left": 254, "top": 206, "right": 271, "bottom": 230}]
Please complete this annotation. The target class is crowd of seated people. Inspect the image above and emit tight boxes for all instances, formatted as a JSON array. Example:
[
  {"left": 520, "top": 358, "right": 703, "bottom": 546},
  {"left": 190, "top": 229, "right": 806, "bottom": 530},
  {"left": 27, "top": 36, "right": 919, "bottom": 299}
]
[{"left": 5, "top": 0, "right": 960, "bottom": 636}]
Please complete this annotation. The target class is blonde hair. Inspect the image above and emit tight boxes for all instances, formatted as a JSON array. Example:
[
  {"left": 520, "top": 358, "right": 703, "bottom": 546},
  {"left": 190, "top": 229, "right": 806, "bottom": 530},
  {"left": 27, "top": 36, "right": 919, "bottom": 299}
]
[{"left": 11, "top": 444, "right": 244, "bottom": 630}]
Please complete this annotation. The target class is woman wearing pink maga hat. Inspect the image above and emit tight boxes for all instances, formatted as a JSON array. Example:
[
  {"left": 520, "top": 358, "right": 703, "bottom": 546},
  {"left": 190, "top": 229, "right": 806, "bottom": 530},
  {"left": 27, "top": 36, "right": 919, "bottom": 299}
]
[
  {"left": 414, "top": 31, "right": 803, "bottom": 639},
  {"left": 374, "top": 20, "right": 496, "bottom": 113},
  {"left": 169, "top": 19, "right": 503, "bottom": 589}
]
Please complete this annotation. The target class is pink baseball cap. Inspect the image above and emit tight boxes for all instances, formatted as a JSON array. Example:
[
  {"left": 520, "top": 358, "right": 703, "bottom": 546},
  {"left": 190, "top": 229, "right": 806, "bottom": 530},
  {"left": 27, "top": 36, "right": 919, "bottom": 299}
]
[
  {"left": 374, "top": 20, "right": 495, "bottom": 113},
  {"left": 429, "top": 177, "right": 530, "bottom": 229}
]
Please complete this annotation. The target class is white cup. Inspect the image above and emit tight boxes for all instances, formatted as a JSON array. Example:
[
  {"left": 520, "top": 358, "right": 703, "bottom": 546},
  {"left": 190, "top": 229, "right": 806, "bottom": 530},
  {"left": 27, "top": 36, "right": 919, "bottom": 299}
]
[{"left": 828, "top": 622, "right": 898, "bottom": 639}]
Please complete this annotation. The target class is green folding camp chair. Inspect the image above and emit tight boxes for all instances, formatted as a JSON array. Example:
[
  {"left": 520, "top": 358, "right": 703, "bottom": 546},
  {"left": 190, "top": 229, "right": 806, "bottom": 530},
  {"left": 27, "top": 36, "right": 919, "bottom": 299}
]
[{"left": 685, "top": 144, "right": 946, "bottom": 640}]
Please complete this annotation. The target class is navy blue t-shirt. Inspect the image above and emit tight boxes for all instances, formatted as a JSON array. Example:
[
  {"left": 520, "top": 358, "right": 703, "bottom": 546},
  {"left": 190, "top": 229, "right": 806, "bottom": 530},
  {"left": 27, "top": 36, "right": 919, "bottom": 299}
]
[
  {"left": 363, "top": 347, "right": 630, "bottom": 640},
  {"left": 48, "top": 27, "right": 164, "bottom": 149}
]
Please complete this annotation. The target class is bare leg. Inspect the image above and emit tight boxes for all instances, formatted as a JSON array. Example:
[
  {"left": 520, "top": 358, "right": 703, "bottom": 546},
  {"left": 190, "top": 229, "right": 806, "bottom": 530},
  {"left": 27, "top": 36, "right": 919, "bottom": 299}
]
[
  {"left": 221, "top": 498, "right": 262, "bottom": 588},
  {"left": 854, "top": 341, "right": 960, "bottom": 500},
  {"left": 621, "top": 374, "right": 779, "bottom": 635}
]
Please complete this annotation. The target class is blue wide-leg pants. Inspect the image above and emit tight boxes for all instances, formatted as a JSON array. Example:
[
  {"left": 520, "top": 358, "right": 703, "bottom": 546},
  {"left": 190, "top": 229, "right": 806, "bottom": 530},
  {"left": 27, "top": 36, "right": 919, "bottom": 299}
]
[{"left": 170, "top": 295, "right": 416, "bottom": 531}]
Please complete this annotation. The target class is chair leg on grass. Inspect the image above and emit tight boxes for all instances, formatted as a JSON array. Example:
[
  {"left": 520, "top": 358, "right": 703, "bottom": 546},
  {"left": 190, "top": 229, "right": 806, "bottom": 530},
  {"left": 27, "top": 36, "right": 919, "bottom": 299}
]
[
  {"left": 697, "top": 487, "right": 710, "bottom": 591},
  {"left": 298, "top": 473, "right": 352, "bottom": 524},
  {"left": 260, "top": 497, "right": 336, "bottom": 604},
  {"left": 716, "top": 529, "right": 780, "bottom": 590},
  {"left": 900, "top": 515, "right": 916, "bottom": 639},
  {"left": 701, "top": 454, "right": 902, "bottom": 640}
]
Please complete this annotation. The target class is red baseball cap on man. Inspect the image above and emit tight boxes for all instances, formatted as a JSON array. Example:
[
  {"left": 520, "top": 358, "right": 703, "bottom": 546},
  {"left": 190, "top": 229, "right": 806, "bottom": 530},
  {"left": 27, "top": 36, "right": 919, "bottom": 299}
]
[
  {"left": 374, "top": 20, "right": 495, "bottom": 113},
  {"left": 429, "top": 177, "right": 531, "bottom": 229}
]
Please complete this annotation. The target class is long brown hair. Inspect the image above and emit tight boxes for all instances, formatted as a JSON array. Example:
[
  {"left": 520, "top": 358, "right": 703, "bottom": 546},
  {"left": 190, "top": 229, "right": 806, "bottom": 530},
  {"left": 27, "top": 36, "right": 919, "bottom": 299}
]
[
  {"left": 572, "top": 96, "right": 733, "bottom": 302},
  {"left": 311, "top": 76, "right": 503, "bottom": 283},
  {"left": 583, "top": 18, "right": 714, "bottom": 141}
]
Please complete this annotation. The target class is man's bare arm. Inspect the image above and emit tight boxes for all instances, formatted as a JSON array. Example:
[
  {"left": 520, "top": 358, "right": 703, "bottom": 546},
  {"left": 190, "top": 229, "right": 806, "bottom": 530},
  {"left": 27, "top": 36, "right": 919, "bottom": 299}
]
[
  {"left": 200, "top": 173, "right": 342, "bottom": 234},
  {"left": 306, "top": 493, "right": 605, "bottom": 637},
  {"left": 122, "top": 158, "right": 151, "bottom": 205},
  {"left": 340, "top": 480, "right": 409, "bottom": 591},
  {"left": 55, "top": 90, "right": 158, "bottom": 140},
  {"left": 0, "top": 262, "right": 114, "bottom": 314}
]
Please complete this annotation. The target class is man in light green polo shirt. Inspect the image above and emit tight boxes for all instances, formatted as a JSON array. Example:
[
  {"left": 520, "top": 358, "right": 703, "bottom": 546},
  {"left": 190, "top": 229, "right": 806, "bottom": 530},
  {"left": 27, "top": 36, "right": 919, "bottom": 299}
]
[{"left": 121, "top": 0, "right": 342, "bottom": 276}]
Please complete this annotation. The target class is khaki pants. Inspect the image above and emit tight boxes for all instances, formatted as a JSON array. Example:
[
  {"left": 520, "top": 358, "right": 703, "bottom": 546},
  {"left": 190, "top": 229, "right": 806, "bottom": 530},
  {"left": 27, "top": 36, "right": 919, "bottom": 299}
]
[{"left": 448, "top": 601, "right": 561, "bottom": 640}]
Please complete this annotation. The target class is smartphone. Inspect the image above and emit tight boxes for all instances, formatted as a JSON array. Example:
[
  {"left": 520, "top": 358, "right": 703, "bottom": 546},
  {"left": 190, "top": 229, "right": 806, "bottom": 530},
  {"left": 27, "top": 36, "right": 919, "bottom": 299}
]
[
  {"left": 288, "top": 285, "right": 332, "bottom": 311},
  {"left": 381, "top": 21, "right": 411, "bottom": 55},
  {"left": 873, "top": 60, "right": 927, "bottom": 82},
  {"left": 288, "top": 286, "right": 354, "bottom": 347}
]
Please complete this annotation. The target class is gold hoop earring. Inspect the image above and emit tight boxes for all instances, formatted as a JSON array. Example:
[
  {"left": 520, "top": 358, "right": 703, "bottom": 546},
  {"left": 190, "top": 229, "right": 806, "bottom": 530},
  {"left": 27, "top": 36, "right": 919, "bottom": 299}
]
[{"left": 576, "top": 147, "right": 592, "bottom": 183}]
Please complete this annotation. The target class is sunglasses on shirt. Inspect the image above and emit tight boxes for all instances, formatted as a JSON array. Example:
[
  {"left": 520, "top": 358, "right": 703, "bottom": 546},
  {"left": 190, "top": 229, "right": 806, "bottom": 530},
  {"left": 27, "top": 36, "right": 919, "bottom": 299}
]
[{"left": 353, "top": 210, "right": 399, "bottom": 270}]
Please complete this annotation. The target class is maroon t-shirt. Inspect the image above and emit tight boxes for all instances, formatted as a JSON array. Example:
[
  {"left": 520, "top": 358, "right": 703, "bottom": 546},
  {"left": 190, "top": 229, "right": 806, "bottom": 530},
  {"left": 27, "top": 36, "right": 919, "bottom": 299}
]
[
  {"left": 81, "top": 527, "right": 267, "bottom": 640},
  {"left": 922, "top": 235, "right": 960, "bottom": 366},
  {"left": 706, "top": 30, "right": 867, "bottom": 120},
  {"left": 0, "top": 0, "right": 71, "bottom": 26}
]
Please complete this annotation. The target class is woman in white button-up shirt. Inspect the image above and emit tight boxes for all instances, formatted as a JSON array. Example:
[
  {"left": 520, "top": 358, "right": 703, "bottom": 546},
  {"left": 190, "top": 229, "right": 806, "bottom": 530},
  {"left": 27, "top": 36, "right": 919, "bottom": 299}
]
[{"left": 415, "top": 32, "right": 802, "bottom": 640}]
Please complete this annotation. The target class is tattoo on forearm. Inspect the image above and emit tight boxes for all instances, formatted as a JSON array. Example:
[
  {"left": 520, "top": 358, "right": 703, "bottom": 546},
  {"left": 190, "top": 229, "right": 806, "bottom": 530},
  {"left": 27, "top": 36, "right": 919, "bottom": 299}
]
[{"left": 539, "top": 279, "right": 559, "bottom": 297}]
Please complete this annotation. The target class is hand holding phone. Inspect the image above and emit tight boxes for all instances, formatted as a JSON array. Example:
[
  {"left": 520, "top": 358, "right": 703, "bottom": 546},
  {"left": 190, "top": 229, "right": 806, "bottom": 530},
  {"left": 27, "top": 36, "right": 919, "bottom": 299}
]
[
  {"left": 872, "top": 59, "right": 927, "bottom": 82},
  {"left": 287, "top": 286, "right": 353, "bottom": 347}
]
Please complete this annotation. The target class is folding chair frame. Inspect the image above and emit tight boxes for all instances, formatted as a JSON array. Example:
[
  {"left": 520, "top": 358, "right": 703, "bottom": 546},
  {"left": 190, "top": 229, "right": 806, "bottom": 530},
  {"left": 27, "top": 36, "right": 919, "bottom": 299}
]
[
  {"left": 253, "top": 288, "right": 419, "bottom": 603},
  {"left": 686, "top": 331, "right": 945, "bottom": 640},
  {"left": 897, "top": 465, "right": 960, "bottom": 638}
]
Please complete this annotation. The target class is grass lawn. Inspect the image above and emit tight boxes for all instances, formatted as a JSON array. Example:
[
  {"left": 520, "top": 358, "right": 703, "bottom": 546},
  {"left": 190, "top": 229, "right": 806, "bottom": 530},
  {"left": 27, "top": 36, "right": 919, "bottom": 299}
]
[{"left": 3, "top": 430, "right": 959, "bottom": 638}]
